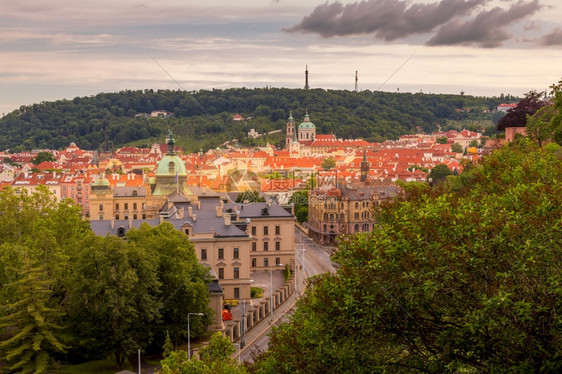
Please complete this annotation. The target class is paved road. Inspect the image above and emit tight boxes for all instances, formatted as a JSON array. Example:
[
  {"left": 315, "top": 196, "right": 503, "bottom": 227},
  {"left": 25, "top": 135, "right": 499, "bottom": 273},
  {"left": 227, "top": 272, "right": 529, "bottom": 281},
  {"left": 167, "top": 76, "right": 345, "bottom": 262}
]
[{"left": 236, "top": 227, "right": 335, "bottom": 363}]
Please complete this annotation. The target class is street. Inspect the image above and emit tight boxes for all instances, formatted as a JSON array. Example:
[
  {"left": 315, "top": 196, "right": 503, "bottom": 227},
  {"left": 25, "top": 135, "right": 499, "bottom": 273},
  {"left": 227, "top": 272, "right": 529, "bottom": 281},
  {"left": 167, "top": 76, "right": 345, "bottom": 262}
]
[{"left": 237, "top": 227, "right": 335, "bottom": 363}]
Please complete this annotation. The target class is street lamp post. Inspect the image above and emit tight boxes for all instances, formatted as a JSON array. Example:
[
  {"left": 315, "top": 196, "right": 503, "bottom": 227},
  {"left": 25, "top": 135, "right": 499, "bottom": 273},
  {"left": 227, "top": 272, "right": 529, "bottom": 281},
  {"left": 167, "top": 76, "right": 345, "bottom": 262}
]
[
  {"left": 270, "top": 263, "right": 283, "bottom": 322},
  {"left": 188, "top": 312, "right": 204, "bottom": 359},
  {"left": 233, "top": 343, "right": 241, "bottom": 364}
]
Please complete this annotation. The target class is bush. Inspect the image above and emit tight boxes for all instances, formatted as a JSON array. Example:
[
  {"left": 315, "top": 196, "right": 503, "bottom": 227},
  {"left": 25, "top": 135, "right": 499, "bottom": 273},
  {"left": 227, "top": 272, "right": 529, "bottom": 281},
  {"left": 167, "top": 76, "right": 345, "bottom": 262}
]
[{"left": 250, "top": 287, "right": 264, "bottom": 298}]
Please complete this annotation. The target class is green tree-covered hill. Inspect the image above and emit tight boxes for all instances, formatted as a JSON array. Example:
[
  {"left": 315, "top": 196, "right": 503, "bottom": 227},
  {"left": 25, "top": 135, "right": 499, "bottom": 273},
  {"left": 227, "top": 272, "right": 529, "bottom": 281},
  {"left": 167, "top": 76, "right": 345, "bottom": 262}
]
[{"left": 0, "top": 88, "right": 505, "bottom": 152}]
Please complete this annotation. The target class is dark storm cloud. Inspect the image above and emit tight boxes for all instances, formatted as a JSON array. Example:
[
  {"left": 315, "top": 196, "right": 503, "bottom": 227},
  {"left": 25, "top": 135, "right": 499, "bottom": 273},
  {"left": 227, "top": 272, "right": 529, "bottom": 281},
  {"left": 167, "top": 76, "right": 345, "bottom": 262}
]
[
  {"left": 283, "top": 0, "right": 487, "bottom": 40},
  {"left": 540, "top": 27, "right": 562, "bottom": 45},
  {"left": 426, "top": 0, "right": 543, "bottom": 47},
  {"left": 285, "top": 0, "right": 544, "bottom": 48}
]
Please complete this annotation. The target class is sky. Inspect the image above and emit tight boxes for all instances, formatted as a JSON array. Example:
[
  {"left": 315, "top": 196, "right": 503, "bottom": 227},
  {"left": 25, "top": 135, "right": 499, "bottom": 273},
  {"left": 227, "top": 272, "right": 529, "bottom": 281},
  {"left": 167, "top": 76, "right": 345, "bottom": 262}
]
[{"left": 1, "top": 0, "right": 562, "bottom": 117}]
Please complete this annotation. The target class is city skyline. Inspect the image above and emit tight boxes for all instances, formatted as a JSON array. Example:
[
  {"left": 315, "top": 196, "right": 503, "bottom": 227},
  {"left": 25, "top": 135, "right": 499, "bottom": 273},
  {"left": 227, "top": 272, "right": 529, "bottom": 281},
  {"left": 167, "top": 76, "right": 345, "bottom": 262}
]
[{"left": 1, "top": 0, "right": 562, "bottom": 116}]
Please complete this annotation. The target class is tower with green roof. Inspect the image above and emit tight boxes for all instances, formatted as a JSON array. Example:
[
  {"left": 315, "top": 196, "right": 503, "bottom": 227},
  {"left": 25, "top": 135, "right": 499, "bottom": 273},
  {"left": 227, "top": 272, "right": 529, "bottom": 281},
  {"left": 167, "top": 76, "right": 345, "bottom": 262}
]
[
  {"left": 285, "top": 110, "right": 295, "bottom": 149},
  {"left": 298, "top": 109, "right": 316, "bottom": 142}
]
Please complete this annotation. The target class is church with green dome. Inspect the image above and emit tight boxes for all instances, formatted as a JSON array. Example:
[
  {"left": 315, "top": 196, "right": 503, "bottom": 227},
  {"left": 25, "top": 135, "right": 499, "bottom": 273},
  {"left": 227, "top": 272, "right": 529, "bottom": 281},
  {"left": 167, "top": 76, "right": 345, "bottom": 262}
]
[
  {"left": 297, "top": 109, "right": 316, "bottom": 142},
  {"left": 152, "top": 130, "right": 190, "bottom": 196}
]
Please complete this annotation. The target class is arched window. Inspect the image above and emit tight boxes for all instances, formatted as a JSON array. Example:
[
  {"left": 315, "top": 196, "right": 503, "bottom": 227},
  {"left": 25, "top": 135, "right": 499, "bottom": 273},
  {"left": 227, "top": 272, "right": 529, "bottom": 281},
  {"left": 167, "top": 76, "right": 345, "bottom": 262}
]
[
  {"left": 354, "top": 224, "right": 359, "bottom": 232},
  {"left": 168, "top": 161, "right": 175, "bottom": 173},
  {"left": 132, "top": 190, "right": 138, "bottom": 196},
  {"left": 324, "top": 213, "right": 328, "bottom": 220}
]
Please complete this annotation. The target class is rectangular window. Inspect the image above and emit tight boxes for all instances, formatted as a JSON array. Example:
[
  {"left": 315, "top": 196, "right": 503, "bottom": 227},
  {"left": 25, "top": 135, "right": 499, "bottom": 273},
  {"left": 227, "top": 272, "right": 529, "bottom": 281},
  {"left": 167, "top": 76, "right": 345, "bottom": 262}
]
[
  {"left": 264, "top": 242, "right": 269, "bottom": 251},
  {"left": 252, "top": 242, "right": 257, "bottom": 251},
  {"left": 201, "top": 249, "right": 207, "bottom": 260},
  {"left": 233, "top": 247, "right": 239, "bottom": 259},
  {"left": 142, "top": 214, "right": 146, "bottom": 219},
  {"left": 133, "top": 203, "right": 137, "bottom": 210},
  {"left": 251, "top": 226, "right": 256, "bottom": 235},
  {"left": 115, "top": 203, "right": 119, "bottom": 210},
  {"left": 124, "top": 203, "right": 129, "bottom": 210},
  {"left": 276, "top": 257, "right": 281, "bottom": 266},
  {"left": 218, "top": 268, "right": 224, "bottom": 279},
  {"left": 218, "top": 248, "right": 224, "bottom": 259},
  {"left": 275, "top": 241, "right": 280, "bottom": 251},
  {"left": 263, "top": 226, "right": 269, "bottom": 236},
  {"left": 115, "top": 214, "right": 119, "bottom": 220},
  {"left": 264, "top": 258, "right": 269, "bottom": 267},
  {"left": 252, "top": 258, "right": 256, "bottom": 267},
  {"left": 234, "top": 267, "right": 239, "bottom": 279},
  {"left": 234, "top": 287, "right": 240, "bottom": 299},
  {"left": 275, "top": 225, "right": 280, "bottom": 235},
  {"left": 99, "top": 204, "right": 103, "bottom": 211}
]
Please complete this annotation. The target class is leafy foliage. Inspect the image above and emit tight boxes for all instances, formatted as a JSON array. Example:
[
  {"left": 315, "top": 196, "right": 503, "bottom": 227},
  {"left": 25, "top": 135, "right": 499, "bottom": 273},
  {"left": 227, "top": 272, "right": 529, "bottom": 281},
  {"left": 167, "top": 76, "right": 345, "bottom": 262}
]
[
  {"left": 427, "top": 163, "right": 453, "bottom": 184},
  {"left": 0, "top": 260, "right": 66, "bottom": 374},
  {"left": 321, "top": 157, "right": 336, "bottom": 170},
  {"left": 31, "top": 151, "right": 56, "bottom": 165},
  {"left": 288, "top": 191, "right": 308, "bottom": 224},
  {"left": 159, "top": 332, "right": 246, "bottom": 374},
  {"left": 0, "top": 188, "right": 212, "bottom": 371},
  {"left": 497, "top": 91, "right": 549, "bottom": 131},
  {"left": 253, "top": 141, "right": 562, "bottom": 373}
]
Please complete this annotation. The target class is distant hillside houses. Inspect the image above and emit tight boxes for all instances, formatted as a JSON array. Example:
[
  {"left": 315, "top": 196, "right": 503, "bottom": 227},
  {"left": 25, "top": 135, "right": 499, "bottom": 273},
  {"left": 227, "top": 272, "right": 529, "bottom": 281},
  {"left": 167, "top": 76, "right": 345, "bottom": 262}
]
[
  {"left": 497, "top": 103, "right": 517, "bottom": 112},
  {"left": 134, "top": 110, "right": 174, "bottom": 118}
]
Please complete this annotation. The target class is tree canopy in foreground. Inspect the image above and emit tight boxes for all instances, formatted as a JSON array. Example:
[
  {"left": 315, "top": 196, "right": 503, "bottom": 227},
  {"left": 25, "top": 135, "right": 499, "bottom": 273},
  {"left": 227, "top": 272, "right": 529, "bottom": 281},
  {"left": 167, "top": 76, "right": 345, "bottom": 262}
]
[{"left": 253, "top": 140, "right": 562, "bottom": 373}]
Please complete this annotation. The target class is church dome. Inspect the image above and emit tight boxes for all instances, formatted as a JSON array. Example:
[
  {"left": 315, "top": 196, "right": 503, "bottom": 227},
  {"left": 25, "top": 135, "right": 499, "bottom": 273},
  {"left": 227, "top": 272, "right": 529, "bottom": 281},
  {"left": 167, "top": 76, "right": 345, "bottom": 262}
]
[
  {"left": 155, "top": 155, "right": 187, "bottom": 176},
  {"left": 298, "top": 111, "right": 315, "bottom": 129},
  {"left": 93, "top": 176, "right": 110, "bottom": 186}
]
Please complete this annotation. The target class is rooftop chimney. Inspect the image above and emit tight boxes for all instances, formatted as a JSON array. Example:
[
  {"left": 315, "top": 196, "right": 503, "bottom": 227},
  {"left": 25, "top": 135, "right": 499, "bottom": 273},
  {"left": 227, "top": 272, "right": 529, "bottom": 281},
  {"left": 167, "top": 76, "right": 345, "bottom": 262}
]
[
  {"left": 224, "top": 214, "right": 231, "bottom": 226},
  {"left": 128, "top": 216, "right": 133, "bottom": 228},
  {"left": 111, "top": 217, "right": 115, "bottom": 229},
  {"left": 188, "top": 206, "right": 193, "bottom": 218},
  {"left": 193, "top": 213, "right": 197, "bottom": 222},
  {"left": 216, "top": 205, "right": 222, "bottom": 217}
]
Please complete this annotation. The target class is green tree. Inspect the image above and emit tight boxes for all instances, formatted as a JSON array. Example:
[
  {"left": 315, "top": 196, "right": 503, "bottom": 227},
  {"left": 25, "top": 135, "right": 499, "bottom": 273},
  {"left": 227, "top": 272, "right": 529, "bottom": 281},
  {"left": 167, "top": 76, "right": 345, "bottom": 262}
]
[
  {"left": 321, "top": 157, "right": 336, "bottom": 170},
  {"left": 289, "top": 191, "right": 308, "bottom": 224},
  {"left": 0, "top": 258, "right": 66, "bottom": 374},
  {"left": 31, "top": 151, "right": 56, "bottom": 165},
  {"left": 435, "top": 136, "right": 448, "bottom": 144},
  {"left": 66, "top": 235, "right": 161, "bottom": 368},
  {"left": 126, "top": 223, "right": 212, "bottom": 346},
  {"left": 160, "top": 332, "right": 246, "bottom": 374},
  {"left": 427, "top": 163, "right": 452, "bottom": 184},
  {"left": 253, "top": 141, "right": 562, "bottom": 373},
  {"left": 451, "top": 143, "right": 463, "bottom": 153}
]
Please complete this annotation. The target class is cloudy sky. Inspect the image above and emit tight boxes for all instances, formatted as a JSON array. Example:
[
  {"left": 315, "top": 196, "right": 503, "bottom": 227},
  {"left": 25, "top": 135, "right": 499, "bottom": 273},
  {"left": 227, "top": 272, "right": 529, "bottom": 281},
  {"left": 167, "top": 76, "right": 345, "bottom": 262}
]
[{"left": 1, "top": 0, "right": 562, "bottom": 116}]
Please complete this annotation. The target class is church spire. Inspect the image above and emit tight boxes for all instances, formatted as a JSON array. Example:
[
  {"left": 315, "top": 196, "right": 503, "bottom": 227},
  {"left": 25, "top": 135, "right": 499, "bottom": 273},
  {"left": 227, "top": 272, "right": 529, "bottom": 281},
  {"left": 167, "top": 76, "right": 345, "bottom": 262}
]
[
  {"left": 167, "top": 129, "right": 176, "bottom": 155},
  {"left": 360, "top": 148, "right": 369, "bottom": 183}
]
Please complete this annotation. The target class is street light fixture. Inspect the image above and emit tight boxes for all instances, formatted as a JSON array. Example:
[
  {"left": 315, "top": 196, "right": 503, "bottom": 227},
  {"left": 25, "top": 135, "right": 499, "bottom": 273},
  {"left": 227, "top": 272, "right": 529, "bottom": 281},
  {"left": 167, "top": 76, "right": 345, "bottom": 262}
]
[
  {"left": 188, "top": 312, "right": 204, "bottom": 359},
  {"left": 233, "top": 343, "right": 241, "bottom": 364},
  {"left": 241, "top": 280, "right": 253, "bottom": 348},
  {"left": 270, "top": 263, "right": 284, "bottom": 322}
]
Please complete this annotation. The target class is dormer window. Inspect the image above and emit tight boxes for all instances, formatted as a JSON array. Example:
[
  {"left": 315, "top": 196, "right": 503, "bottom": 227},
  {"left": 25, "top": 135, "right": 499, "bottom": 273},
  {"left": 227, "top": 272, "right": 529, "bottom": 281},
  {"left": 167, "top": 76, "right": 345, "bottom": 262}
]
[
  {"left": 168, "top": 161, "right": 175, "bottom": 173},
  {"left": 132, "top": 190, "right": 138, "bottom": 196}
]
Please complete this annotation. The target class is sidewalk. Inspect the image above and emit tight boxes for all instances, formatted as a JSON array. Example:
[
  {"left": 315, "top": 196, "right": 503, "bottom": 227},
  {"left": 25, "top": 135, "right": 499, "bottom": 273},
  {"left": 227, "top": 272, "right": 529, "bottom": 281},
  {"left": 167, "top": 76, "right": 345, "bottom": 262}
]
[
  {"left": 230, "top": 264, "right": 306, "bottom": 362},
  {"left": 232, "top": 288, "right": 298, "bottom": 361}
]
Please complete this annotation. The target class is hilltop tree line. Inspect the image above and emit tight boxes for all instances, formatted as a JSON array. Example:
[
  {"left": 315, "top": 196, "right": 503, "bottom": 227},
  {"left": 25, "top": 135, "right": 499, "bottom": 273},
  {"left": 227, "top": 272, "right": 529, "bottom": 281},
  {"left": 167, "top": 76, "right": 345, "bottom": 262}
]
[{"left": 0, "top": 88, "right": 507, "bottom": 152}]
